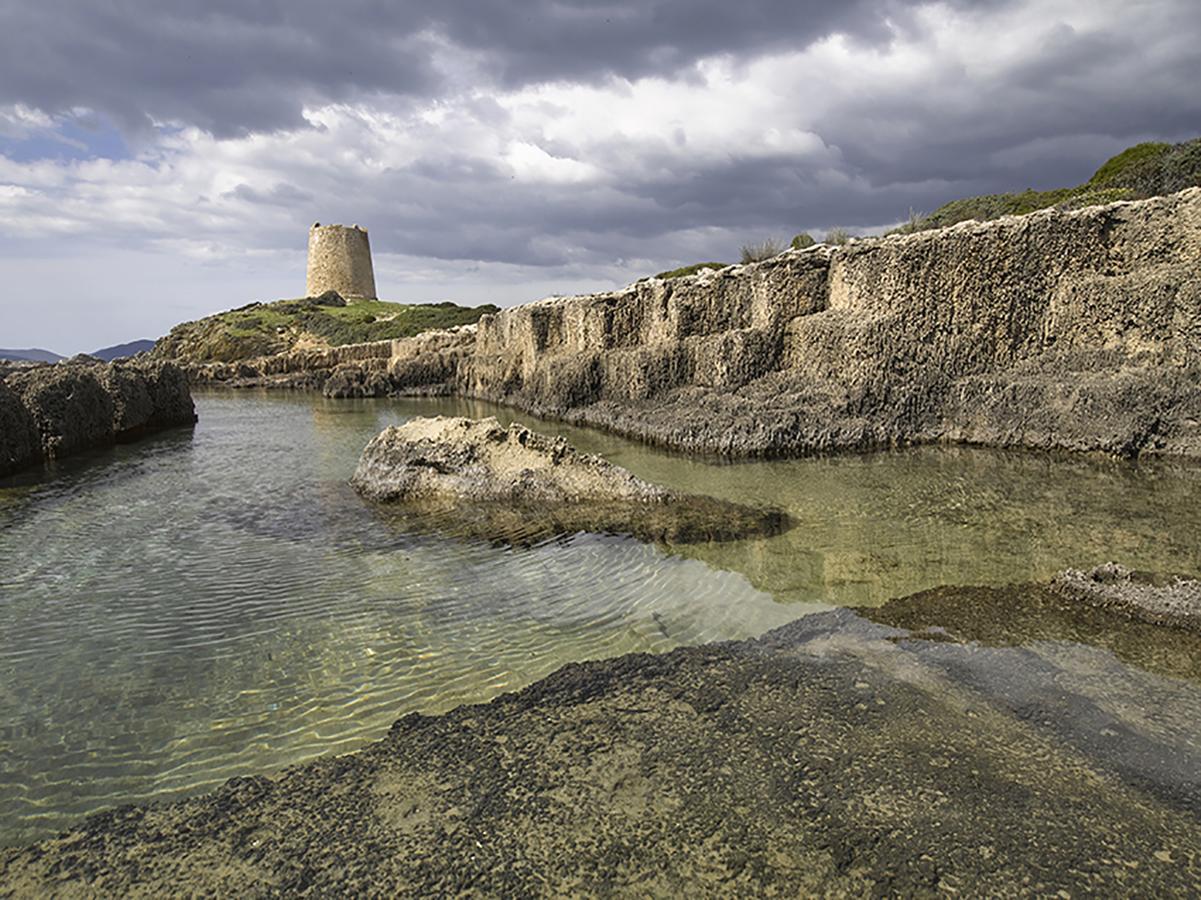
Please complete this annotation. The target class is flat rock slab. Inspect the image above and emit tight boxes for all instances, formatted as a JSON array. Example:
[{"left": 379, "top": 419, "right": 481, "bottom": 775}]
[
  {"left": 4, "top": 585, "right": 1201, "bottom": 897},
  {"left": 352, "top": 416, "right": 791, "bottom": 544}
]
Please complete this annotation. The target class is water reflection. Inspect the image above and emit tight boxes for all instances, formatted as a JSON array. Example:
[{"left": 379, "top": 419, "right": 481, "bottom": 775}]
[
  {"left": 2, "top": 389, "right": 1200, "bottom": 846},
  {"left": 378, "top": 394, "right": 1201, "bottom": 605}
]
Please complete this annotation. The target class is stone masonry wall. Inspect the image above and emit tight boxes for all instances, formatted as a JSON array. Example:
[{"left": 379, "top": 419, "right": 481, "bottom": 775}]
[{"left": 306, "top": 224, "right": 377, "bottom": 300}]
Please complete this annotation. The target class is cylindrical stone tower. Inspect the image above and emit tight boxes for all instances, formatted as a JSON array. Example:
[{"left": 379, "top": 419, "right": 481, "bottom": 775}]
[{"left": 306, "top": 223, "right": 377, "bottom": 300}]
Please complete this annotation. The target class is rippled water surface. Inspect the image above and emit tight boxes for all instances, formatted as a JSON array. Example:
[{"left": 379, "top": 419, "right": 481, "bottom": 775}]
[{"left": 2, "top": 390, "right": 1201, "bottom": 845}]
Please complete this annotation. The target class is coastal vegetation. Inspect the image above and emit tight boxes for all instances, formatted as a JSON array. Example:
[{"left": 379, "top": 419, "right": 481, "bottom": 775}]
[
  {"left": 653, "top": 261, "right": 728, "bottom": 279},
  {"left": 740, "top": 238, "right": 786, "bottom": 263},
  {"left": 151, "top": 293, "right": 498, "bottom": 364},
  {"left": 650, "top": 137, "right": 1201, "bottom": 280},
  {"left": 903, "top": 136, "right": 1201, "bottom": 232}
]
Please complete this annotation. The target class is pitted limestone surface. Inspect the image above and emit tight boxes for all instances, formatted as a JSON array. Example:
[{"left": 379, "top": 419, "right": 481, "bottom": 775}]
[
  {"left": 350, "top": 416, "right": 791, "bottom": 543},
  {"left": 0, "top": 358, "right": 195, "bottom": 476}
]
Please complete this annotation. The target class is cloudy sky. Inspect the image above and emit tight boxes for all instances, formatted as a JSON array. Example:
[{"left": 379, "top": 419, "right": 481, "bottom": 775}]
[{"left": 1, "top": 0, "right": 1198, "bottom": 353}]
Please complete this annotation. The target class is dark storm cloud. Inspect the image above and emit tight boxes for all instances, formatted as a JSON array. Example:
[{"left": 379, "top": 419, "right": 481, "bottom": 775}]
[
  {"left": 424, "top": 0, "right": 1000, "bottom": 87},
  {"left": 4, "top": 0, "right": 1201, "bottom": 332},
  {"left": 0, "top": 0, "right": 1008, "bottom": 137},
  {"left": 0, "top": 3, "right": 438, "bottom": 136},
  {"left": 818, "top": 6, "right": 1201, "bottom": 205}
]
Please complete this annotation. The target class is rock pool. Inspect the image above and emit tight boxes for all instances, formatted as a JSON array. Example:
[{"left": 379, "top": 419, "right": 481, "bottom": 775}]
[{"left": 2, "top": 389, "right": 1200, "bottom": 849}]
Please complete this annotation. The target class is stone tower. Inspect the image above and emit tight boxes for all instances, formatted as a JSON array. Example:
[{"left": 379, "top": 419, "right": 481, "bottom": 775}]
[{"left": 306, "top": 223, "right": 377, "bottom": 300}]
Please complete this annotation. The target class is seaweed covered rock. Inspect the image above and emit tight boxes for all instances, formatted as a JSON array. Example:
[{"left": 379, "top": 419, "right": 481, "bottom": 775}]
[
  {"left": 6, "top": 360, "right": 116, "bottom": 459},
  {"left": 7, "top": 586, "right": 1201, "bottom": 896},
  {"left": 351, "top": 416, "right": 790, "bottom": 543}
]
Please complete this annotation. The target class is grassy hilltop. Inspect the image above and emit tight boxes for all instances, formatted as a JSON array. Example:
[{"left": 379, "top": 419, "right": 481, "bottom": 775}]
[
  {"left": 656, "top": 136, "right": 1201, "bottom": 278},
  {"left": 899, "top": 136, "right": 1201, "bottom": 233},
  {"left": 152, "top": 293, "right": 497, "bottom": 364}
]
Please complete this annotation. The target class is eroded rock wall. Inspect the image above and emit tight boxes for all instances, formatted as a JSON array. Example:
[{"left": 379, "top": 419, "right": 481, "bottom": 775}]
[
  {"left": 195, "top": 188, "right": 1201, "bottom": 458},
  {"left": 0, "top": 359, "right": 196, "bottom": 476},
  {"left": 442, "top": 188, "right": 1201, "bottom": 457},
  {"left": 463, "top": 250, "right": 830, "bottom": 415}
]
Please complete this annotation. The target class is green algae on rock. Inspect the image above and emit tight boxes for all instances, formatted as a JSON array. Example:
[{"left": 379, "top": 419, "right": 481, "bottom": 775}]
[{"left": 5, "top": 584, "right": 1201, "bottom": 896}]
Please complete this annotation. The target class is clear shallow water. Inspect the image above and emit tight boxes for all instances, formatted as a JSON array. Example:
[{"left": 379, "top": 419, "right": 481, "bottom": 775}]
[{"left": 1, "top": 391, "right": 1200, "bottom": 846}]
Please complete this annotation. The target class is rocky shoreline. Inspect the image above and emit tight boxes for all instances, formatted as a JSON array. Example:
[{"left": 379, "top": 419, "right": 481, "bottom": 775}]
[
  {"left": 4, "top": 579, "right": 1201, "bottom": 896},
  {"left": 0, "top": 357, "right": 196, "bottom": 477},
  {"left": 186, "top": 188, "right": 1201, "bottom": 460}
]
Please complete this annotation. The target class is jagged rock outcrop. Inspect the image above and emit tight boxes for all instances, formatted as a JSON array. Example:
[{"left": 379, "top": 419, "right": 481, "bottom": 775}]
[
  {"left": 1053, "top": 563, "right": 1201, "bottom": 631},
  {"left": 351, "top": 416, "right": 790, "bottom": 543},
  {"left": 0, "top": 358, "right": 196, "bottom": 476},
  {"left": 192, "top": 188, "right": 1201, "bottom": 459},
  {"left": 0, "top": 382, "right": 41, "bottom": 476},
  {"left": 353, "top": 416, "right": 670, "bottom": 503}
]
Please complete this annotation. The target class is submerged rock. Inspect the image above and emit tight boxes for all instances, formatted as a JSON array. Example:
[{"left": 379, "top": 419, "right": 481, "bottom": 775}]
[
  {"left": 6, "top": 591, "right": 1201, "bottom": 896},
  {"left": 351, "top": 416, "right": 790, "bottom": 543},
  {"left": 1053, "top": 562, "right": 1201, "bottom": 632},
  {"left": 0, "top": 358, "right": 196, "bottom": 476}
]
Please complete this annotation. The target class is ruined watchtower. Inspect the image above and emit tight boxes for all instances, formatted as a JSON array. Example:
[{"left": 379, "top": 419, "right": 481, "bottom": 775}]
[{"left": 306, "top": 223, "right": 377, "bottom": 300}]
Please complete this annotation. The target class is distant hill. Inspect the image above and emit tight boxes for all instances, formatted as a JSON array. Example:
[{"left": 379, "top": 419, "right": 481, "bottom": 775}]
[
  {"left": 895, "top": 137, "right": 1201, "bottom": 234},
  {"left": 151, "top": 293, "right": 499, "bottom": 364},
  {"left": 0, "top": 348, "right": 64, "bottom": 363},
  {"left": 92, "top": 339, "right": 156, "bottom": 361}
]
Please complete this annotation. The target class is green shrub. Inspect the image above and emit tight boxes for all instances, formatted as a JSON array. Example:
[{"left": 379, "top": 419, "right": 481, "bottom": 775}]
[
  {"left": 740, "top": 239, "right": 785, "bottom": 263},
  {"left": 1057, "top": 186, "right": 1137, "bottom": 210},
  {"left": 1155, "top": 139, "right": 1201, "bottom": 194},
  {"left": 790, "top": 232, "right": 816, "bottom": 250},
  {"left": 913, "top": 137, "right": 1201, "bottom": 233},
  {"left": 1088, "top": 142, "right": 1173, "bottom": 187},
  {"left": 654, "top": 262, "right": 727, "bottom": 280}
]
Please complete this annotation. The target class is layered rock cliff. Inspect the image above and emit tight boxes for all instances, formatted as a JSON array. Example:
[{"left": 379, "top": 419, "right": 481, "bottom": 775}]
[
  {"left": 191, "top": 188, "right": 1201, "bottom": 458},
  {"left": 0, "top": 358, "right": 196, "bottom": 477}
]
